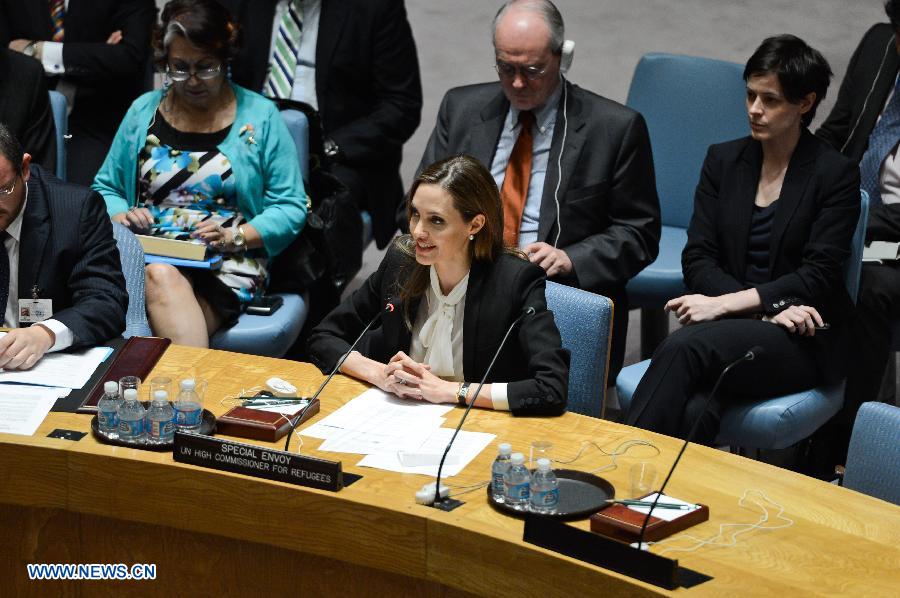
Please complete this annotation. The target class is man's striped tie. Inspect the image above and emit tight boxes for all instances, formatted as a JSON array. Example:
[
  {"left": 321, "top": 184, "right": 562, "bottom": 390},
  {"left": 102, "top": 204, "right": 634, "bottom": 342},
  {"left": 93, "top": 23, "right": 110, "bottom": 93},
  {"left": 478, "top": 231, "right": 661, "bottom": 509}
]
[
  {"left": 49, "top": 0, "right": 65, "bottom": 42},
  {"left": 264, "top": 0, "right": 303, "bottom": 99}
]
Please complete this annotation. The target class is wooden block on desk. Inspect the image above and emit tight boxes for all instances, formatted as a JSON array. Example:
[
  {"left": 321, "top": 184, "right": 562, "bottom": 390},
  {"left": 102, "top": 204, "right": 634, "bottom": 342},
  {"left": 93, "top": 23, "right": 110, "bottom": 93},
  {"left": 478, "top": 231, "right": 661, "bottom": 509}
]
[
  {"left": 216, "top": 399, "right": 320, "bottom": 442},
  {"left": 590, "top": 498, "right": 709, "bottom": 543}
]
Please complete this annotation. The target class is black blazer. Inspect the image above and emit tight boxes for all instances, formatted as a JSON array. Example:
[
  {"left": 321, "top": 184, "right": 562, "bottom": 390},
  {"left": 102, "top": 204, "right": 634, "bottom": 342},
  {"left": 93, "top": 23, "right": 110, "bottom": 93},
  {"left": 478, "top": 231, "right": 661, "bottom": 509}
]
[
  {"left": 0, "top": 0, "right": 155, "bottom": 145},
  {"left": 22, "top": 165, "right": 128, "bottom": 347},
  {"left": 0, "top": 49, "right": 56, "bottom": 173},
  {"left": 817, "top": 23, "right": 900, "bottom": 244},
  {"left": 683, "top": 131, "right": 860, "bottom": 380},
  {"left": 307, "top": 244, "right": 570, "bottom": 416},
  {"left": 222, "top": 0, "right": 423, "bottom": 248},
  {"left": 417, "top": 80, "right": 661, "bottom": 298}
]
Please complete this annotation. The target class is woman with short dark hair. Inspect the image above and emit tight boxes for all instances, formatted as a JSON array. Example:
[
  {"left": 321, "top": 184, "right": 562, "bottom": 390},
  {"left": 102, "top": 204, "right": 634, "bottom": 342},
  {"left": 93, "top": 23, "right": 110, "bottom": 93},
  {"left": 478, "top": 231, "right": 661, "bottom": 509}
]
[
  {"left": 625, "top": 35, "right": 860, "bottom": 441},
  {"left": 308, "top": 154, "right": 569, "bottom": 415},
  {"left": 92, "top": 0, "right": 307, "bottom": 347}
]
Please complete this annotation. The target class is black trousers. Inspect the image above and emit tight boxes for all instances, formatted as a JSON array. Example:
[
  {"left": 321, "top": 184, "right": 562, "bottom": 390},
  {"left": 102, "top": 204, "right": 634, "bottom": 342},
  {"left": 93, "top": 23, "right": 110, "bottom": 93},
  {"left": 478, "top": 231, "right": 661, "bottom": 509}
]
[
  {"left": 625, "top": 319, "right": 821, "bottom": 443},
  {"left": 837, "top": 263, "right": 900, "bottom": 459}
]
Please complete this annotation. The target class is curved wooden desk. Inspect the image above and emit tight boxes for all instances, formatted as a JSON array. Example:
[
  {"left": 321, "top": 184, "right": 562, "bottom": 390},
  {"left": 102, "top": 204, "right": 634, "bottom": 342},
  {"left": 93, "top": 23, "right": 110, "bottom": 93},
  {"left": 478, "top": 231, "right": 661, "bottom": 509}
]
[{"left": 1, "top": 345, "right": 899, "bottom": 596}]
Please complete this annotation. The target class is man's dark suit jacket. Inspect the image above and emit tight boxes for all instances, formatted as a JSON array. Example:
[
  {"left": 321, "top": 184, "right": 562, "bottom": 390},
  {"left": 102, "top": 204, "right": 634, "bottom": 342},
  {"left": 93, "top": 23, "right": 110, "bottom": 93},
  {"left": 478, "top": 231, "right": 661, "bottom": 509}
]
[
  {"left": 417, "top": 80, "right": 660, "bottom": 379},
  {"left": 0, "top": 49, "right": 56, "bottom": 173},
  {"left": 0, "top": 0, "right": 155, "bottom": 185},
  {"left": 683, "top": 131, "right": 860, "bottom": 381},
  {"left": 418, "top": 80, "right": 660, "bottom": 298},
  {"left": 817, "top": 23, "right": 900, "bottom": 242},
  {"left": 307, "top": 243, "right": 570, "bottom": 416},
  {"left": 223, "top": 0, "right": 423, "bottom": 248},
  {"left": 21, "top": 165, "right": 127, "bottom": 347}
]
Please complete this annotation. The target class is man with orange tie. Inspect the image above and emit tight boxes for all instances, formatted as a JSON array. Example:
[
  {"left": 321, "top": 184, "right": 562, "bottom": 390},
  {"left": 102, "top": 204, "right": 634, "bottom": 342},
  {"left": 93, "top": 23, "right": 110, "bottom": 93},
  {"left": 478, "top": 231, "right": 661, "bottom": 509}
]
[
  {"left": 0, "top": 0, "right": 155, "bottom": 185},
  {"left": 417, "top": 0, "right": 660, "bottom": 379}
]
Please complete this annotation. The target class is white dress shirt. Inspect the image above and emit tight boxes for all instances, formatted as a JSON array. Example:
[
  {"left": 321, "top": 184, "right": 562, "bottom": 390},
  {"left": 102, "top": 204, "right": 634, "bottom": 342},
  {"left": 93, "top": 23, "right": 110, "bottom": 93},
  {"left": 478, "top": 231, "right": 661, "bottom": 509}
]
[
  {"left": 3, "top": 183, "right": 73, "bottom": 352},
  {"left": 39, "top": 0, "right": 76, "bottom": 114},
  {"left": 269, "top": 0, "right": 321, "bottom": 108},
  {"left": 875, "top": 72, "right": 900, "bottom": 205}
]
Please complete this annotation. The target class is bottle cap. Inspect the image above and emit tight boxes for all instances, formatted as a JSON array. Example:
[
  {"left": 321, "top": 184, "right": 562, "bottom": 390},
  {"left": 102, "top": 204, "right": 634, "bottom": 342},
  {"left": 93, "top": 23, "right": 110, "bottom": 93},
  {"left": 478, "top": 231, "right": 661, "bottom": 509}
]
[
  {"left": 536, "top": 458, "right": 551, "bottom": 471},
  {"left": 153, "top": 390, "right": 168, "bottom": 402},
  {"left": 123, "top": 388, "right": 138, "bottom": 401},
  {"left": 510, "top": 452, "right": 525, "bottom": 465},
  {"left": 498, "top": 442, "right": 512, "bottom": 455},
  {"left": 180, "top": 379, "right": 195, "bottom": 390},
  {"left": 104, "top": 381, "right": 118, "bottom": 394}
]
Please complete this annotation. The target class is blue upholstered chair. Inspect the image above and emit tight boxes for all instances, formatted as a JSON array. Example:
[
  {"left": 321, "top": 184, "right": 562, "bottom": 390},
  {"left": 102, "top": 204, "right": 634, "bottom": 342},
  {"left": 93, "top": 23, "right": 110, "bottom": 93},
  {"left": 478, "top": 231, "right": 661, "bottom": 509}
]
[
  {"left": 616, "top": 190, "right": 869, "bottom": 451},
  {"left": 843, "top": 402, "right": 900, "bottom": 505},
  {"left": 624, "top": 53, "right": 749, "bottom": 358},
  {"left": 48, "top": 90, "right": 67, "bottom": 181},
  {"left": 111, "top": 223, "right": 152, "bottom": 338},
  {"left": 545, "top": 281, "right": 614, "bottom": 418},
  {"left": 208, "top": 110, "right": 309, "bottom": 357}
]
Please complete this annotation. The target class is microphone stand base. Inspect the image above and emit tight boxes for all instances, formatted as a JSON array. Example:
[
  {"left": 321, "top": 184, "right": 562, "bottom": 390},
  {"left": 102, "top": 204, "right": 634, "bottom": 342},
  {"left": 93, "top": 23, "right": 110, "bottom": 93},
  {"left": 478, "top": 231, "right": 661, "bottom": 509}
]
[{"left": 430, "top": 498, "right": 464, "bottom": 511}]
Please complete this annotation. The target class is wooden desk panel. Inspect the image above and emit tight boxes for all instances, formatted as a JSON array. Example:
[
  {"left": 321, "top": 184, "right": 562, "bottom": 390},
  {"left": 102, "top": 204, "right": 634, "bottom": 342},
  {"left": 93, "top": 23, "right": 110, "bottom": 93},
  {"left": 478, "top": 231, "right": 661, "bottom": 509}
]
[{"left": 1, "top": 344, "right": 899, "bottom": 596}]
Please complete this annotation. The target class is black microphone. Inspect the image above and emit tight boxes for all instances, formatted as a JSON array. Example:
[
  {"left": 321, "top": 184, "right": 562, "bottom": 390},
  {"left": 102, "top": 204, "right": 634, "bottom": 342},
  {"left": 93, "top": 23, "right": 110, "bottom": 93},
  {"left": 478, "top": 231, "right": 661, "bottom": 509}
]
[
  {"left": 283, "top": 302, "right": 395, "bottom": 451},
  {"left": 430, "top": 306, "right": 536, "bottom": 508},
  {"left": 635, "top": 345, "right": 763, "bottom": 548}
]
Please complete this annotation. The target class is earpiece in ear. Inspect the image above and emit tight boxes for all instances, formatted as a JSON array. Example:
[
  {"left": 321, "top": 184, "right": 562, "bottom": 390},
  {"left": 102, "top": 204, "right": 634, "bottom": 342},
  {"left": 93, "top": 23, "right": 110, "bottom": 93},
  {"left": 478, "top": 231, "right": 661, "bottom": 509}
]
[{"left": 560, "top": 40, "right": 575, "bottom": 74}]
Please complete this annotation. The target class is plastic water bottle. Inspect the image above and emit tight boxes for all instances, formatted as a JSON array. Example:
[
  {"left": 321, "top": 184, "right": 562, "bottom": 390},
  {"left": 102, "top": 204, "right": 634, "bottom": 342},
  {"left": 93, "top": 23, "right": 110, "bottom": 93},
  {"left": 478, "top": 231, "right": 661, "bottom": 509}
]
[
  {"left": 96, "top": 381, "right": 122, "bottom": 438},
  {"left": 530, "top": 458, "right": 560, "bottom": 514},
  {"left": 117, "top": 388, "right": 146, "bottom": 442},
  {"left": 146, "top": 390, "right": 175, "bottom": 444},
  {"left": 491, "top": 443, "right": 513, "bottom": 503},
  {"left": 503, "top": 452, "right": 531, "bottom": 509},
  {"left": 174, "top": 379, "right": 203, "bottom": 432}
]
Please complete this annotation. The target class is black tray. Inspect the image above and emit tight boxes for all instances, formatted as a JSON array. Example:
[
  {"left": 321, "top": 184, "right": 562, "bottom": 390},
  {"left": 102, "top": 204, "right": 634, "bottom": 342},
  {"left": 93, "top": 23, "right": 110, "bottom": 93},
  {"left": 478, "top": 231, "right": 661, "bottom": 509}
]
[
  {"left": 90, "top": 409, "right": 217, "bottom": 452},
  {"left": 487, "top": 468, "right": 615, "bottom": 520}
]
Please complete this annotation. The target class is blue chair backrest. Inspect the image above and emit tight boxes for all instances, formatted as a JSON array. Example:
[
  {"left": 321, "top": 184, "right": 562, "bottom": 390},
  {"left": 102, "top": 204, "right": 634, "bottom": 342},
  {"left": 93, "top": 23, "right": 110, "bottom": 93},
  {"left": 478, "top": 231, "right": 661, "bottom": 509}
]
[
  {"left": 279, "top": 109, "right": 310, "bottom": 183},
  {"left": 626, "top": 53, "right": 748, "bottom": 229},
  {"left": 844, "top": 190, "right": 869, "bottom": 303},
  {"left": 844, "top": 402, "right": 900, "bottom": 505},
  {"left": 48, "top": 90, "right": 67, "bottom": 181},
  {"left": 545, "top": 281, "right": 613, "bottom": 418},
  {"left": 111, "top": 222, "right": 152, "bottom": 338}
]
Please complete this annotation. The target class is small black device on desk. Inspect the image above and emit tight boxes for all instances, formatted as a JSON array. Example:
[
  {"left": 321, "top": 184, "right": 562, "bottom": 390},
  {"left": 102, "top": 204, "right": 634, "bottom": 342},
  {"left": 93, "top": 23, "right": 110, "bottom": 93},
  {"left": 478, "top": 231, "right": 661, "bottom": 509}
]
[{"left": 246, "top": 294, "right": 283, "bottom": 316}]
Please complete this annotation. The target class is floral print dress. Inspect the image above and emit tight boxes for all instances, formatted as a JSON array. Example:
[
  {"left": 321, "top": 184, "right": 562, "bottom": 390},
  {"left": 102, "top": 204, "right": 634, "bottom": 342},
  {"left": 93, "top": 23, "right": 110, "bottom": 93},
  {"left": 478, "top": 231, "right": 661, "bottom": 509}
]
[{"left": 138, "top": 110, "right": 266, "bottom": 311}]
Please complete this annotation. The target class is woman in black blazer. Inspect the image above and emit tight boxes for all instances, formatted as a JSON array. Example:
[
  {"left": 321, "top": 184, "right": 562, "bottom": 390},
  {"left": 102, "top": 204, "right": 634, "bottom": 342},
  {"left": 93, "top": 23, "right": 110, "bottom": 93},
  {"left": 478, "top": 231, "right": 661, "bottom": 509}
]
[
  {"left": 626, "top": 35, "right": 860, "bottom": 441},
  {"left": 308, "top": 155, "right": 569, "bottom": 416}
]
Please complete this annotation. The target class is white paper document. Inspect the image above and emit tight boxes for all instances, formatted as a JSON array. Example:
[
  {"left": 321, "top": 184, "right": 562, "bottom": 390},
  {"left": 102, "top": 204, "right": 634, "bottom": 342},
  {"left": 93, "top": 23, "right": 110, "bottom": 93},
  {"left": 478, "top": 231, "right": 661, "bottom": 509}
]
[
  {"left": 298, "top": 388, "right": 493, "bottom": 477},
  {"left": 0, "top": 385, "right": 62, "bottom": 436},
  {"left": 300, "top": 388, "right": 454, "bottom": 440},
  {"left": 357, "top": 428, "right": 496, "bottom": 478},
  {"left": 0, "top": 345, "right": 113, "bottom": 390},
  {"left": 626, "top": 493, "right": 702, "bottom": 522}
]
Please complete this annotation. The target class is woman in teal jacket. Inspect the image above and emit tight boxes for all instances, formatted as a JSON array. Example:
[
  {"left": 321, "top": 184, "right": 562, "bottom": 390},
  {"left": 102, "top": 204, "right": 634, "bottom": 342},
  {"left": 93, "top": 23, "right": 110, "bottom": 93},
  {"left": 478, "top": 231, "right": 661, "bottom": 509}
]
[{"left": 93, "top": 0, "right": 306, "bottom": 346}]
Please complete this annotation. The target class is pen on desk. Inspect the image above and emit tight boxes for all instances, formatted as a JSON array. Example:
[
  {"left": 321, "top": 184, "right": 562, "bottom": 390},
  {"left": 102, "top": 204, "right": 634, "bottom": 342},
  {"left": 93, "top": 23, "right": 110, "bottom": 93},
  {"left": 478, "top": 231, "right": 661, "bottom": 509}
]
[
  {"left": 243, "top": 399, "right": 307, "bottom": 407},
  {"left": 606, "top": 499, "right": 696, "bottom": 510}
]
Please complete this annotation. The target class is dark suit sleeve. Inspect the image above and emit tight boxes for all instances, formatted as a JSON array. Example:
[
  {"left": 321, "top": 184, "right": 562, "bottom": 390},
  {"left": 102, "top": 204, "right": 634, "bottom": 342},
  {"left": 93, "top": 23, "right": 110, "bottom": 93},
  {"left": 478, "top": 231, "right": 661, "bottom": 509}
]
[
  {"left": 417, "top": 90, "right": 453, "bottom": 174},
  {"left": 754, "top": 159, "right": 860, "bottom": 313},
  {"left": 21, "top": 57, "right": 57, "bottom": 173},
  {"left": 54, "top": 191, "right": 128, "bottom": 346},
  {"left": 506, "top": 267, "right": 569, "bottom": 416},
  {"left": 328, "top": 0, "right": 422, "bottom": 165},
  {"left": 59, "top": 0, "right": 154, "bottom": 81},
  {"left": 564, "top": 112, "right": 661, "bottom": 291},
  {"left": 307, "top": 246, "right": 398, "bottom": 373},
  {"left": 816, "top": 25, "right": 874, "bottom": 150},
  {"left": 683, "top": 146, "right": 748, "bottom": 296}
]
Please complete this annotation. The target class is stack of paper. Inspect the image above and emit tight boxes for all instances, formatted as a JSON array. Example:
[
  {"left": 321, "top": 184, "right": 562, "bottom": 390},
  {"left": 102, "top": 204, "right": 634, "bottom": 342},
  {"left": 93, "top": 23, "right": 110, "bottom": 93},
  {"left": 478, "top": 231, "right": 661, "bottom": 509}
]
[
  {"left": 0, "top": 340, "right": 114, "bottom": 436},
  {"left": 301, "top": 388, "right": 495, "bottom": 477}
]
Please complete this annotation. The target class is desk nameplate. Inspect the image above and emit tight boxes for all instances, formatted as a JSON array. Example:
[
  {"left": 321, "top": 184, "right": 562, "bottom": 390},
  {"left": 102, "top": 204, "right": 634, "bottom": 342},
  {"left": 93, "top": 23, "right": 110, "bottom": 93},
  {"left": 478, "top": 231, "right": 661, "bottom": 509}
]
[{"left": 174, "top": 432, "right": 343, "bottom": 491}]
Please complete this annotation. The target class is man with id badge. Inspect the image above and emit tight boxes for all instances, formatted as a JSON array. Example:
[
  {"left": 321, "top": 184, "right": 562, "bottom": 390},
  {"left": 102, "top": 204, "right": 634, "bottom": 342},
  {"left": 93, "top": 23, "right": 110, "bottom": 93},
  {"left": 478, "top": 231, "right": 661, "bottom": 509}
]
[{"left": 0, "top": 123, "right": 126, "bottom": 370}]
